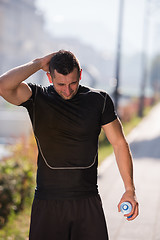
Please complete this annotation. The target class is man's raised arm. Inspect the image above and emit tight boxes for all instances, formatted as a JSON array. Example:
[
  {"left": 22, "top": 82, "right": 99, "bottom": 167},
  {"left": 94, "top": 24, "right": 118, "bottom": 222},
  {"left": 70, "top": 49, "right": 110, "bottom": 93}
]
[{"left": 0, "top": 53, "right": 55, "bottom": 105}]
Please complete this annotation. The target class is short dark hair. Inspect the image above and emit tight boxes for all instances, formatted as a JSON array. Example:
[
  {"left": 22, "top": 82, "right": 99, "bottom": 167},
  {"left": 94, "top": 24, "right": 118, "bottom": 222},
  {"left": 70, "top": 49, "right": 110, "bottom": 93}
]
[{"left": 49, "top": 50, "right": 81, "bottom": 78}]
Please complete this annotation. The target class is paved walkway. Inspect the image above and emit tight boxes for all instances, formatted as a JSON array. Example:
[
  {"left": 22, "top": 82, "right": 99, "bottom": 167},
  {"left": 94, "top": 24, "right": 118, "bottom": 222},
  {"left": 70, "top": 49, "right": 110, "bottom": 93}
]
[{"left": 98, "top": 103, "right": 160, "bottom": 240}]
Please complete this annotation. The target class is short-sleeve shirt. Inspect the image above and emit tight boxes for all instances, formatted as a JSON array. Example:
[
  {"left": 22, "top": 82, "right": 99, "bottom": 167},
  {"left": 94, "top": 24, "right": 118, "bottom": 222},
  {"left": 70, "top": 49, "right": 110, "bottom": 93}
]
[{"left": 20, "top": 84, "right": 117, "bottom": 199}]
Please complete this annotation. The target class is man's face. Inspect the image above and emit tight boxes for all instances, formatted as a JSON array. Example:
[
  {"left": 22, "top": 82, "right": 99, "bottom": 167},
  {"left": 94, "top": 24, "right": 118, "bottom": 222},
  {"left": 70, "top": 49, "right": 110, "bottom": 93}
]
[{"left": 50, "top": 68, "right": 81, "bottom": 100}]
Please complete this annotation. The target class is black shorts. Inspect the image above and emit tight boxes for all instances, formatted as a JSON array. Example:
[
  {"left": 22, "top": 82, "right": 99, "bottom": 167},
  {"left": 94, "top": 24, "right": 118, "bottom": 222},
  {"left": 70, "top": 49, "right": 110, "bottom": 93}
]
[{"left": 29, "top": 195, "right": 108, "bottom": 240}]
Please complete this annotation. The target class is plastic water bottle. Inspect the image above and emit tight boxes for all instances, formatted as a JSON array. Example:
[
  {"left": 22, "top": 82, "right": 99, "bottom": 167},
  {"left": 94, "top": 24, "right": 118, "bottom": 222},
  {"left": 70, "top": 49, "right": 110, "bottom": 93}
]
[{"left": 120, "top": 201, "right": 133, "bottom": 219}]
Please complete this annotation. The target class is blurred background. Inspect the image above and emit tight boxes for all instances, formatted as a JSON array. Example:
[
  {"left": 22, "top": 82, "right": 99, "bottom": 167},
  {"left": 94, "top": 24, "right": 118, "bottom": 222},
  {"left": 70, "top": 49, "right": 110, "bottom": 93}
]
[
  {"left": 0, "top": 0, "right": 160, "bottom": 238},
  {"left": 1, "top": 0, "right": 160, "bottom": 146}
]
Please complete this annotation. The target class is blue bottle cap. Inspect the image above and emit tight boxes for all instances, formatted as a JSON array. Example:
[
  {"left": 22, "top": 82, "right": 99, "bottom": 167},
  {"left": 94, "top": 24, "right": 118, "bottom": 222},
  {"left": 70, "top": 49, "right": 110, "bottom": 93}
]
[{"left": 120, "top": 202, "right": 133, "bottom": 218}]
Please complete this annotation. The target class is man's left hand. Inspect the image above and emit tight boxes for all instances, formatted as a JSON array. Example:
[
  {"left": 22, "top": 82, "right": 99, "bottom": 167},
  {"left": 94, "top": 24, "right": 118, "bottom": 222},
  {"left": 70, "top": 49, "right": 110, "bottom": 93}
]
[{"left": 118, "top": 190, "right": 139, "bottom": 221}]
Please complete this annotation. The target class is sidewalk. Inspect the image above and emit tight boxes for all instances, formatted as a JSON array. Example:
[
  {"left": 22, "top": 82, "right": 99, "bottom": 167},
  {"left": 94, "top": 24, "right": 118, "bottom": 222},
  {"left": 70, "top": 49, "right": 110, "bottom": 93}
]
[{"left": 98, "top": 103, "right": 160, "bottom": 240}]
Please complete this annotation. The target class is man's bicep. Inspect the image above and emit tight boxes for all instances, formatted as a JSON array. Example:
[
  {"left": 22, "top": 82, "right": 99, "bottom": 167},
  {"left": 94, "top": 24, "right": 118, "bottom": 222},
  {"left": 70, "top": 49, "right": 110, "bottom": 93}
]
[
  {"left": 102, "top": 118, "right": 125, "bottom": 146},
  {"left": 1, "top": 82, "right": 32, "bottom": 106}
]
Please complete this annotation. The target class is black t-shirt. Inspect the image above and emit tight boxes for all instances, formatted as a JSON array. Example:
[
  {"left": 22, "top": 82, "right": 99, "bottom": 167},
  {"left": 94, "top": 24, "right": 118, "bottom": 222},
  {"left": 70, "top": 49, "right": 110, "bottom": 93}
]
[{"left": 20, "top": 83, "right": 117, "bottom": 199}]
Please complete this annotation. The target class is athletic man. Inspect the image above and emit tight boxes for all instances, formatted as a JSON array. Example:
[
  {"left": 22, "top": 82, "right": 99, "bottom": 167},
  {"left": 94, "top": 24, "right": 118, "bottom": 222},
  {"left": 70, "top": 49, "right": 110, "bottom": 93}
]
[{"left": 0, "top": 50, "right": 138, "bottom": 239}]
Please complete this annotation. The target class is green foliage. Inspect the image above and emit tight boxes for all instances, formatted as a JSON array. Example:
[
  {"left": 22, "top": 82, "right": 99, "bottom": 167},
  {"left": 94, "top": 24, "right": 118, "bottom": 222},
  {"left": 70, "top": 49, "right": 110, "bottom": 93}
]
[
  {"left": 98, "top": 130, "right": 113, "bottom": 164},
  {"left": 0, "top": 135, "right": 37, "bottom": 229},
  {"left": 0, "top": 199, "right": 32, "bottom": 239}
]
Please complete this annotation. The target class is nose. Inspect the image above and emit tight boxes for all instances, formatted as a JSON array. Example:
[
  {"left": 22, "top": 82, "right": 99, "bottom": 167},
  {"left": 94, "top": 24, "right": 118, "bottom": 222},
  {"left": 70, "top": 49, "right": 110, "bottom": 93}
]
[{"left": 65, "top": 85, "right": 72, "bottom": 96}]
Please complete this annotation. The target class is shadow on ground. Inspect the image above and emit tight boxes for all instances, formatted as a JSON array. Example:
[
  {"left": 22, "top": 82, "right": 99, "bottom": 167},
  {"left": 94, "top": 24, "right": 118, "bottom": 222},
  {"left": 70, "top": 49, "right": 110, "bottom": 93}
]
[{"left": 130, "top": 136, "right": 160, "bottom": 160}]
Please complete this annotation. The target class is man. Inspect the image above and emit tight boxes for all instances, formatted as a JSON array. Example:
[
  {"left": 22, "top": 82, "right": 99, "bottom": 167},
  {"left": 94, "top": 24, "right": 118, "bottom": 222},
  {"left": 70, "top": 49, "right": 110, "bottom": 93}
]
[{"left": 0, "top": 50, "right": 138, "bottom": 239}]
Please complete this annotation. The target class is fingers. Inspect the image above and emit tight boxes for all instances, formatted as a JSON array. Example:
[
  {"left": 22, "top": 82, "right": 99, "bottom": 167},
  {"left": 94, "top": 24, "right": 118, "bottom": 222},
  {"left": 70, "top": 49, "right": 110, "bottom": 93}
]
[
  {"left": 118, "top": 199, "right": 124, "bottom": 212},
  {"left": 41, "top": 52, "right": 57, "bottom": 72},
  {"left": 126, "top": 201, "right": 139, "bottom": 221}
]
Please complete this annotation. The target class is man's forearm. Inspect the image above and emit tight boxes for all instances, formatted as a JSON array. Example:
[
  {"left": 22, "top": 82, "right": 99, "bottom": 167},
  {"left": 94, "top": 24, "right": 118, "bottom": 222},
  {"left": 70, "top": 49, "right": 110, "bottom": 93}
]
[
  {"left": 0, "top": 58, "right": 42, "bottom": 92},
  {"left": 113, "top": 140, "right": 135, "bottom": 192}
]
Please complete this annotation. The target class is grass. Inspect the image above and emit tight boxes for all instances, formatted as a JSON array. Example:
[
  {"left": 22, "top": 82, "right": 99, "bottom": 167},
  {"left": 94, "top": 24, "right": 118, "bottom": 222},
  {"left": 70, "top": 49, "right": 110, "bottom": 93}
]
[
  {"left": 0, "top": 198, "right": 33, "bottom": 240},
  {"left": 123, "top": 104, "right": 153, "bottom": 135}
]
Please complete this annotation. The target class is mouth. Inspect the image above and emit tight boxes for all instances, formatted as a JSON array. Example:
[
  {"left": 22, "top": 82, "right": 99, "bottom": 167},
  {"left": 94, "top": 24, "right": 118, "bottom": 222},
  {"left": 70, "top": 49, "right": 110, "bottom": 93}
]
[
  {"left": 59, "top": 93, "right": 73, "bottom": 100},
  {"left": 62, "top": 95, "right": 73, "bottom": 100},
  {"left": 61, "top": 91, "right": 75, "bottom": 99}
]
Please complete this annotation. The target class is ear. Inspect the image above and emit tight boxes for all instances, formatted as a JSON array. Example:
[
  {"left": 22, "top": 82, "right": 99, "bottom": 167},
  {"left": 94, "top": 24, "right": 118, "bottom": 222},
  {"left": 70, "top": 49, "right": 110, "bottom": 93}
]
[
  {"left": 46, "top": 72, "right": 52, "bottom": 84},
  {"left": 79, "top": 69, "right": 82, "bottom": 80}
]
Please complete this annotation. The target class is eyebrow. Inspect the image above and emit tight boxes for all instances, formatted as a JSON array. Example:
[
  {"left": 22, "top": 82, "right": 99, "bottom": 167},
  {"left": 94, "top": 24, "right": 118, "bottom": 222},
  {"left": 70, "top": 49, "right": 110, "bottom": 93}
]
[
  {"left": 57, "top": 80, "right": 78, "bottom": 85},
  {"left": 58, "top": 83, "right": 65, "bottom": 85}
]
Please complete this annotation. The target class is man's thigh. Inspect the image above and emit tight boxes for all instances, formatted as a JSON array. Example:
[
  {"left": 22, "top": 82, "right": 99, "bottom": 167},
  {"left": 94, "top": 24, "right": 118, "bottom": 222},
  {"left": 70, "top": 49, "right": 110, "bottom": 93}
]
[
  {"left": 71, "top": 195, "right": 108, "bottom": 240},
  {"left": 29, "top": 195, "right": 108, "bottom": 240}
]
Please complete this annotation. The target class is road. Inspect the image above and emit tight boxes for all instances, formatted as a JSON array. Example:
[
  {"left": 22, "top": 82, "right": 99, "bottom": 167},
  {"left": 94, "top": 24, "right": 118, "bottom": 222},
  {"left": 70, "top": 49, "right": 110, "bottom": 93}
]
[
  {"left": 0, "top": 108, "right": 31, "bottom": 141},
  {"left": 98, "top": 103, "right": 160, "bottom": 240},
  {"left": 0, "top": 144, "right": 11, "bottom": 161}
]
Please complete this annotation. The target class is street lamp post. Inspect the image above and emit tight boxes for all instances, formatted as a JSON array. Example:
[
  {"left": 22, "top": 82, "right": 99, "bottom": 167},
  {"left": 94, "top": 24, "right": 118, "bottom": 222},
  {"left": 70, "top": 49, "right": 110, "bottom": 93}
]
[
  {"left": 138, "top": 0, "right": 151, "bottom": 117},
  {"left": 114, "top": 0, "right": 124, "bottom": 111}
]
